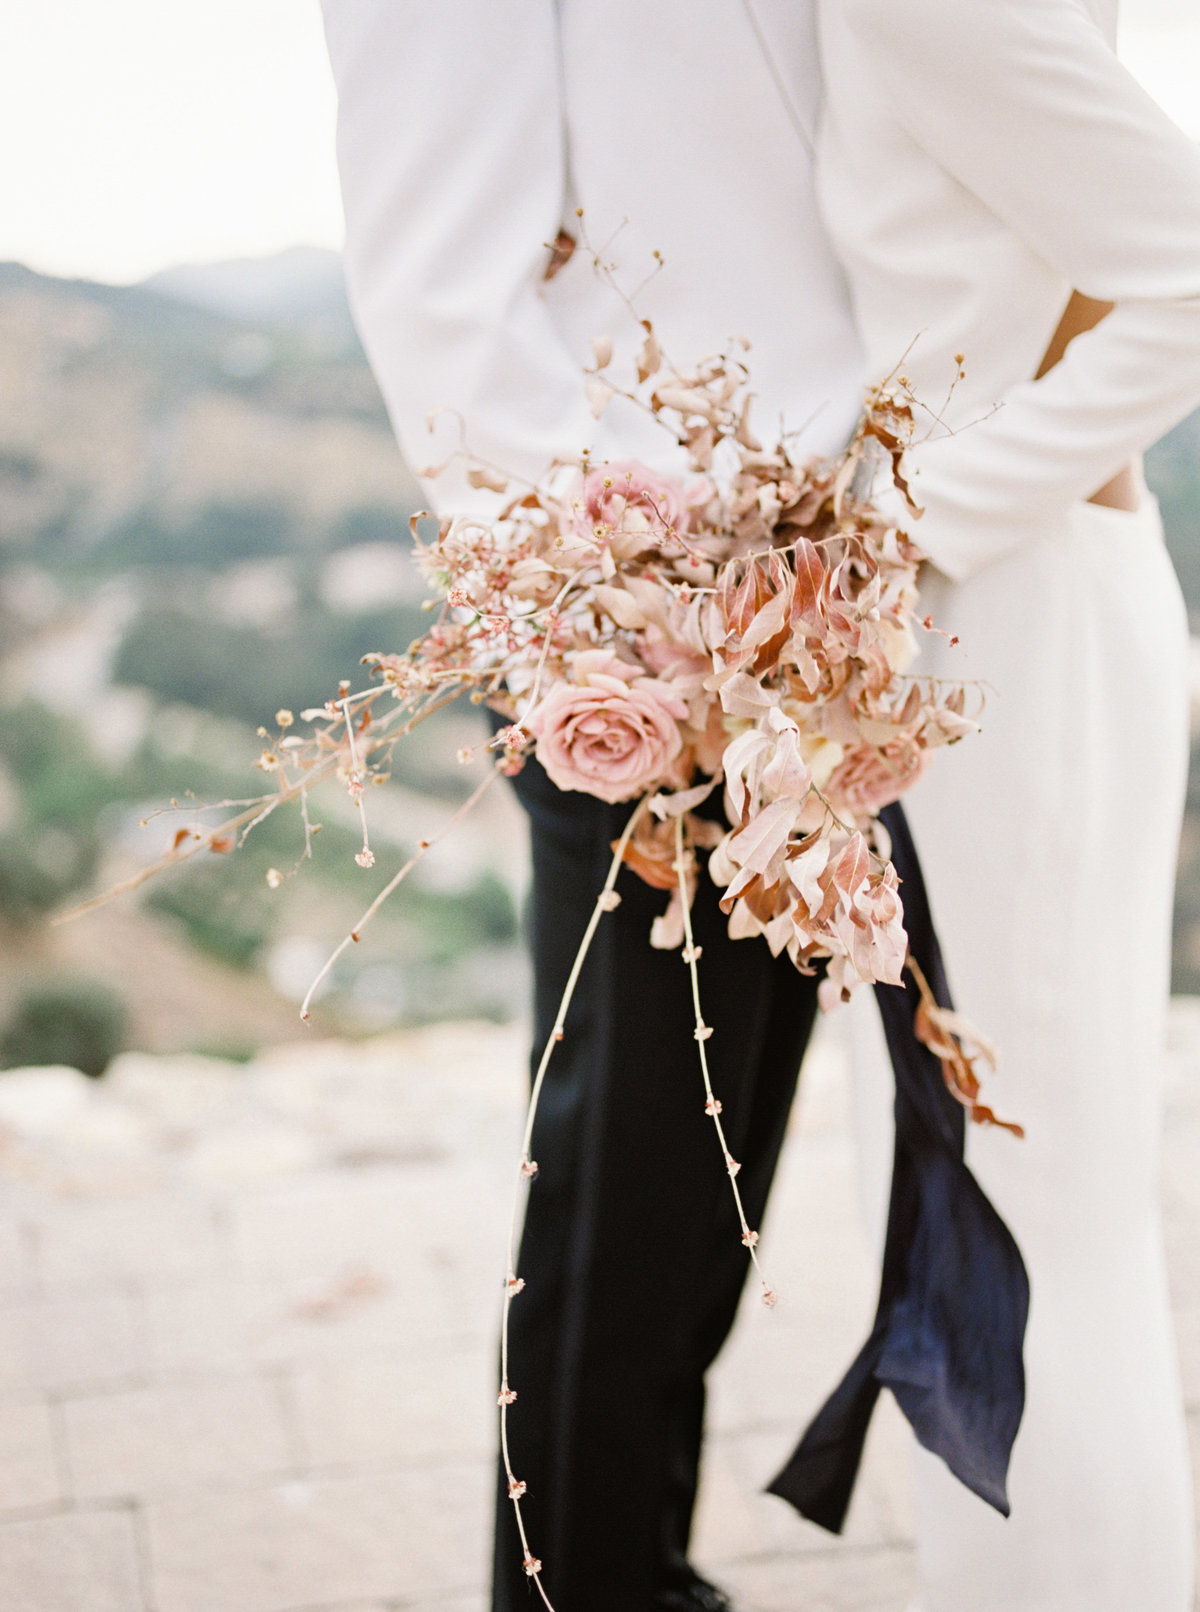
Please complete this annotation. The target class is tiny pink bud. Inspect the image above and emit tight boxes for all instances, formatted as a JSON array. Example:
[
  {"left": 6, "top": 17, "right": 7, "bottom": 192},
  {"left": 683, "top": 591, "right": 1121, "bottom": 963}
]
[
  {"left": 694, "top": 1024, "right": 714, "bottom": 1042},
  {"left": 597, "top": 890, "right": 621, "bottom": 911},
  {"left": 355, "top": 848, "right": 375, "bottom": 868},
  {"left": 705, "top": 1097, "right": 723, "bottom": 1116},
  {"left": 520, "top": 1159, "right": 538, "bottom": 1180},
  {"left": 761, "top": 1286, "right": 778, "bottom": 1308},
  {"left": 508, "top": 1478, "right": 527, "bottom": 1500},
  {"left": 498, "top": 1387, "right": 517, "bottom": 1406},
  {"left": 456, "top": 746, "right": 474, "bottom": 764},
  {"left": 506, "top": 1275, "right": 526, "bottom": 1295},
  {"left": 682, "top": 944, "right": 702, "bottom": 963},
  {"left": 726, "top": 1157, "right": 742, "bottom": 1178},
  {"left": 741, "top": 1229, "right": 759, "bottom": 1248},
  {"left": 523, "top": 1553, "right": 542, "bottom": 1577},
  {"left": 553, "top": 1028, "right": 565, "bottom": 1042}
]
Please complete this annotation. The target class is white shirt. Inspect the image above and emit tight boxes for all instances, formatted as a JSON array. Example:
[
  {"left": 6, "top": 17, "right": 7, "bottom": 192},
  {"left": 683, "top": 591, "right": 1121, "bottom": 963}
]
[{"left": 815, "top": 0, "right": 1200, "bottom": 579}]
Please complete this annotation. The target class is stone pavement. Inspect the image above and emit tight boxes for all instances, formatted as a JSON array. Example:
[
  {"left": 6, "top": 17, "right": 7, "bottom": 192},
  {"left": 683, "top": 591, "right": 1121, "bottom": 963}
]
[{"left": 0, "top": 1005, "right": 1199, "bottom": 1612}]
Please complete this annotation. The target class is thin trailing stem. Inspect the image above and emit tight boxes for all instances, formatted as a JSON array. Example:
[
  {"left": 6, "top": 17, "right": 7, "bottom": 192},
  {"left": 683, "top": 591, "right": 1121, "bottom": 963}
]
[
  {"left": 341, "top": 695, "right": 373, "bottom": 866},
  {"left": 298, "top": 764, "right": 502, "bottom": 1021},
  {"left": 497, "top": 794, "right": 648, "bottom": 1606},
  {"left": 674, "top": 815, "right": 777, "bottom": 1308},
  {"left": 54, "top": 682, "right": 475, "bottom": 925},
  {"left": 298, "top": 785, "right": 315, "bottom": 863},
  {"left": 515, "top": 566, "right": 592, "bottom": 720}
]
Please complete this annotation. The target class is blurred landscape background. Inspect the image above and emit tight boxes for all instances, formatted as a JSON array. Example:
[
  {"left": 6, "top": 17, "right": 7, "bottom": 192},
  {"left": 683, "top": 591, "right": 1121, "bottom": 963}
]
[{"left": 0, "top": 249, "right": 530, "bottom": 1075}]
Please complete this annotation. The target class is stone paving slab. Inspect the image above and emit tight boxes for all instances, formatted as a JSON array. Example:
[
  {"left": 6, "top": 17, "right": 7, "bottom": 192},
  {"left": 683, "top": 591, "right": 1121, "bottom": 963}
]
[
  {"left": 721, "top": 1547, "right": 916, "bottom": 1612},
  {"left": 0, "top": 1218, "right": 32, "bottom": 1294},
  {"left": 63, "top": 1377, "right": 294, "bottom": 1503},
  {"left": 291, "top": 1344, "right": 495, "bottom": 1468},
  {"left": 0, "top": 1399, "right": 60, "bottom": 1514},
  {"left": 145, "top": 1464, "right": 490, "bottom": 1612},
  {"left": 0, "top": 1012, "right": 1195, "bottom": 1610},
  {"left": 0, "top": 1507, "right": 146, "bottom": 1612},
  {"left": 0, "top": 1287, "right": 149, "bottom": 1393},
  {"left": 34, "top": 1195, "right": 223, "bottom": 1287}
]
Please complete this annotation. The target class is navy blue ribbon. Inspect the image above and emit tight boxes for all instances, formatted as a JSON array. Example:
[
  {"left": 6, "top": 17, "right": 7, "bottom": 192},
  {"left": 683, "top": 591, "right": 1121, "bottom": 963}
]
[{"left": 767, "top": 801, "right": 1030, "bottom": 1532}]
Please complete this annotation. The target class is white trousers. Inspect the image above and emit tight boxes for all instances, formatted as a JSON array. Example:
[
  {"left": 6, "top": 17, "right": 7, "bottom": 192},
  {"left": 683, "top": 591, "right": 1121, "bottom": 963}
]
[{"left": 851, "top": 496, "right": 1195, "bottom": 1611}]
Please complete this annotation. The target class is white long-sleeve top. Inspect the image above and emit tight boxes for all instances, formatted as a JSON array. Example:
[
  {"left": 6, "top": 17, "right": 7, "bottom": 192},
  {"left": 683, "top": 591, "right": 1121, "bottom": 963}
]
[
  {"left": 319, "top": 0, "right": 865, "bottom": 514},
  {"left": 816, "top": 0, "right": 1200, "bottom": 580}
]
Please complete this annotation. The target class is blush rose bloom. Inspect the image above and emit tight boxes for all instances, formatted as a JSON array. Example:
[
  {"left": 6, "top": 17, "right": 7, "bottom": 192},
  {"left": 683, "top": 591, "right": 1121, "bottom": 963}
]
[
  {"left": 573, "top": 461, "right": 691, "bottom": 543},
  {"left": 824, "top": 739, "right": 930, "bottom": 818},
  {"left": 527, "top": 652, "right": 688, "bottom": 804}
]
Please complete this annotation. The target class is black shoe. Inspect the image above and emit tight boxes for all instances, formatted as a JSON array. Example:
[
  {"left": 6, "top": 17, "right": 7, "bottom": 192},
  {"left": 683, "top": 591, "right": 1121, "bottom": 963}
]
[{"left": 653, "top": 1574, "right": 736, "bottom": 1612}]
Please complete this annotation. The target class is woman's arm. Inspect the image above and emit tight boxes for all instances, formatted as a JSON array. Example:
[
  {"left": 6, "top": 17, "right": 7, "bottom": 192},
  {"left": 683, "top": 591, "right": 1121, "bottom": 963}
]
[
  {"left": 842, "top": 0, "right": 1200, "bottom": 578},
  {"left": 1035, "top": 292, "right": 1138, "bottom": 511},
  {"left": 320, "top": 0, "right": 593, "bottom": 512}
]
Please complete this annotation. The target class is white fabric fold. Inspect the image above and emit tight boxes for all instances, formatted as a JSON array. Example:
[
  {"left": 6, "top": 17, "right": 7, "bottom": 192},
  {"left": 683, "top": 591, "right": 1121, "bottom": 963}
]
[{"left": 821, "top": 0, "right": 1200, "bottom": 578}]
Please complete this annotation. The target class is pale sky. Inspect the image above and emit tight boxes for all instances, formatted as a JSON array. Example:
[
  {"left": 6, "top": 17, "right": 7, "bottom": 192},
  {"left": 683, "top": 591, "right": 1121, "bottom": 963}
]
[{"left": 1, "top": 0, "right": 1198, "bottom": 286}]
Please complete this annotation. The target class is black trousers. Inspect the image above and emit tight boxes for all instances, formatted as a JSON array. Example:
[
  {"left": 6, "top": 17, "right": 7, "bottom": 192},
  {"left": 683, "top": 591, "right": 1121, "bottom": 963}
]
[{"left": 492, "top": 751, "right": 820, "bottom": 1612}]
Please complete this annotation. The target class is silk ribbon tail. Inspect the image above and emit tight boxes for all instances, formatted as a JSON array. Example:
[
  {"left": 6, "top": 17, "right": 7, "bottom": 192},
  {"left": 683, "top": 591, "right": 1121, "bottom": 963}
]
[{"left": 766, "top": 802, "right": 1030, "bottom": 1531}]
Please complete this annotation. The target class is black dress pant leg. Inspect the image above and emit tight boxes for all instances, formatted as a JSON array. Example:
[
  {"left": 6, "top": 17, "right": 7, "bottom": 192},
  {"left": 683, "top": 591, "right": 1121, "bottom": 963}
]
[
  {"left": 656, "top": 953, "right": 821, "bottom": 1589},
  {"left": 492, "top": 756, "right": 819, "bottom": 1612}
]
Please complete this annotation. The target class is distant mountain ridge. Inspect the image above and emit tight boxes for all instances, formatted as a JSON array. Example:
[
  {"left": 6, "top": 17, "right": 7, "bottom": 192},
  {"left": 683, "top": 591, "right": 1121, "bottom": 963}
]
[{"left": 145, "top": 245, "right": 352, "bottom": 329}]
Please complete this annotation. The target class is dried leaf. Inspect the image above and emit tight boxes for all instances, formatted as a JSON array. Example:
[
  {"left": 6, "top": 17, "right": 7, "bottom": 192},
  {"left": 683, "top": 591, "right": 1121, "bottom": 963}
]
[
  {"left": 585, "top": 378, "right": 616, "bottom": 419},
  {"left": 726, "top": 795, "right": 800, "bottom": 876},
  {"left": 649, "top": 778, "right": 718, "bottom": 819},
  {"left": 791, "top": 537, "right": 825, "bottom": 625},
  {"left": 591, "top": 584, "right": 647, "bottom": 630},
  {"left": 653, "top": 385, "right": 717, "bottom": 422},
  {"left": 636, "top": 327, "right": 662, "bottom": 382},
  {"left": 543, "top": 229, "right": 576, "bottom": 281}
]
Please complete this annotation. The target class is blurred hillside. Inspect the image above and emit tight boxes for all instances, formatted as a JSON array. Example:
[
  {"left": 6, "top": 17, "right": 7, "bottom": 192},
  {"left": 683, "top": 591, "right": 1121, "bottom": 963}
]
[
  {"left": 0, "top": 253, "right": 528, "bottom": 1067},
  {"left": 1152, "top": 408, "right": 1200, "bottom": 993},
  {"left": 1, "top": 251, "right": 1200, "bottom": 1074}
]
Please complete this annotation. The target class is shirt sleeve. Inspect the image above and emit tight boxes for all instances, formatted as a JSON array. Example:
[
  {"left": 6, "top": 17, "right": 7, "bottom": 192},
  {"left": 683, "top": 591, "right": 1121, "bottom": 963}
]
[
  {"left": 841, "top": 0, "right": 1200, "bottom": 579},
  {"left": 320, "top": 0, "right": 594, "bottom": 515}
]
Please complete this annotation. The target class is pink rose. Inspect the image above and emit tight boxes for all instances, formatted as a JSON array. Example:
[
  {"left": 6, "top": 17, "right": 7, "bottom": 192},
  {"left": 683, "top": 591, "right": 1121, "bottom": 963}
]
[
  {"left": 528, "top": 653, "right": 688, "bottom": 804},
  {"left": 573, "top": 461, "right": 691, "bottom": 543},
  {"left": 824, "top": 739, "right": 930, "bottom": 819}
]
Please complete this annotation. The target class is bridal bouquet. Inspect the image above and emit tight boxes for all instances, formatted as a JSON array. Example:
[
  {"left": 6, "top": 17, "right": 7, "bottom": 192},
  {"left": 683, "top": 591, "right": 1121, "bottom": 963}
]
[
  {"left": 74, "top": 312, "right": 1007, "bottom": 1604},
  {"left": 381, "top": 331, "right": 979, "bottom": 1001},
  {"left": 76, "top": 318, "right": 1003, "bottom": 1158}
]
